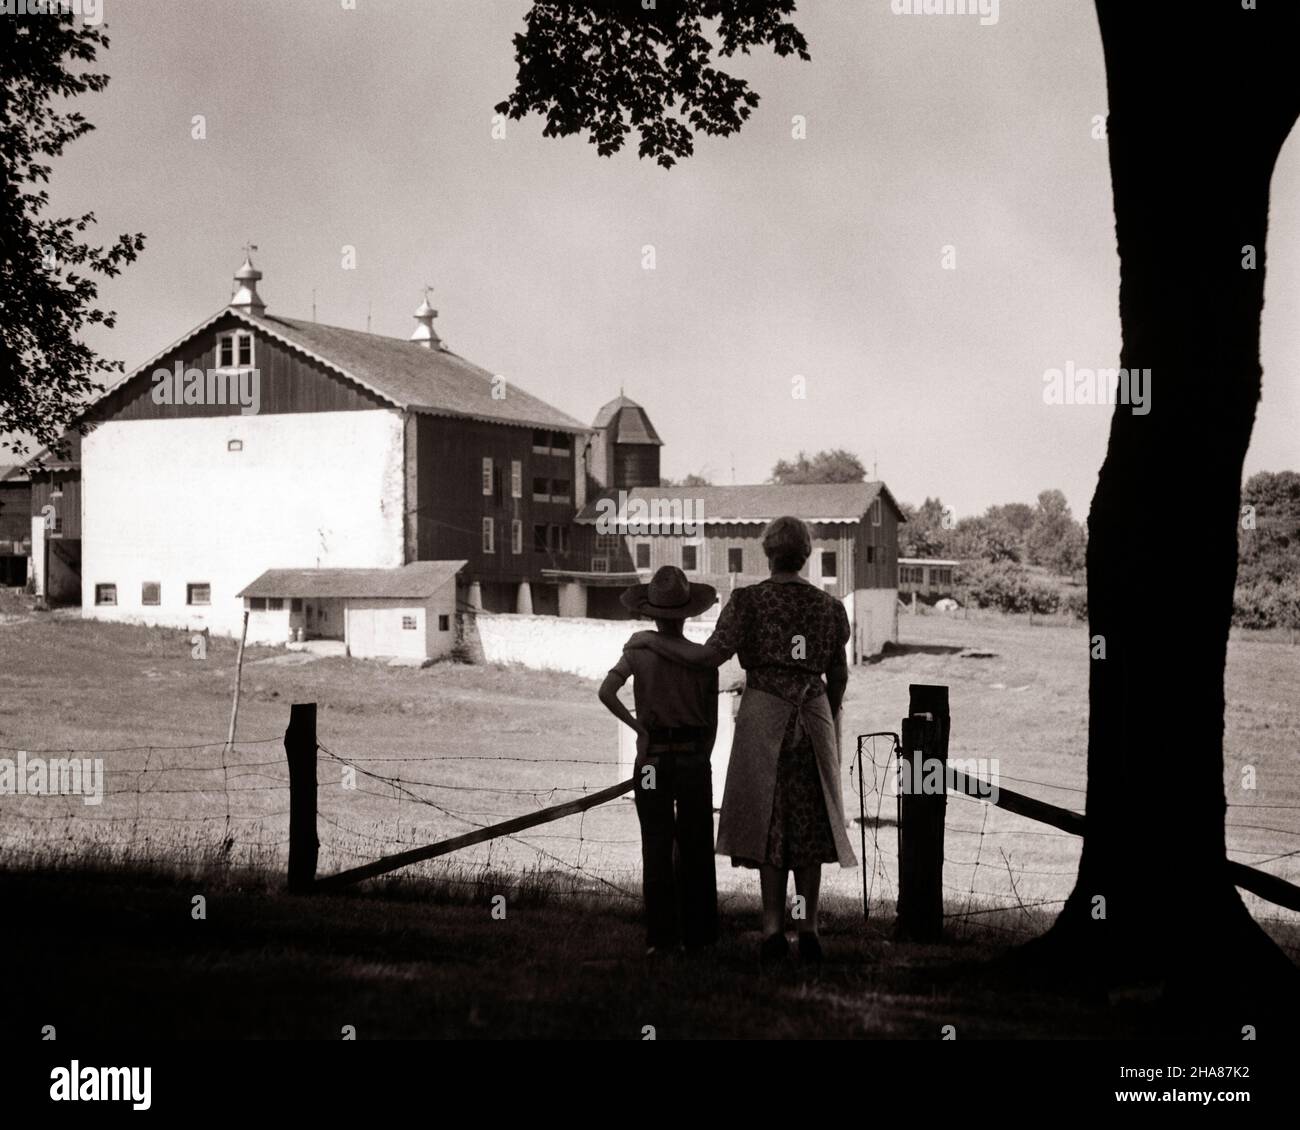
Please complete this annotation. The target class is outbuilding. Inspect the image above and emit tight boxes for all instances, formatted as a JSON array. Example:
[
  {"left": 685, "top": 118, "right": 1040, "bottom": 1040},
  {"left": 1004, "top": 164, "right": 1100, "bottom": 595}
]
[{"left": 237, "top": 560, "right": 465, "bottom": 662}]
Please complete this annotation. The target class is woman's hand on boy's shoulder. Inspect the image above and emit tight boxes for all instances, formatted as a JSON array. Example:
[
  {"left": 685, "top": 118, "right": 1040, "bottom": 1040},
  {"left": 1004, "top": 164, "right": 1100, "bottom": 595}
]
[{"left": 624, "top": 630, "right": 659, "bottom": 650}]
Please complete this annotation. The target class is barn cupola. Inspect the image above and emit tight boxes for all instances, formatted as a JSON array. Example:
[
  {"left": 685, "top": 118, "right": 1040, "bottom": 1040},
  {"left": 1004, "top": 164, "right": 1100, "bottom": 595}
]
[
  {"left": 410, "top": 288, "right": 443, "bottom": 349},
  {"left": 229, "top": 253, "right": 266, "bottom": 315},
  {"left": 590, "top": 393, "right": 662, "bottom": 490}
]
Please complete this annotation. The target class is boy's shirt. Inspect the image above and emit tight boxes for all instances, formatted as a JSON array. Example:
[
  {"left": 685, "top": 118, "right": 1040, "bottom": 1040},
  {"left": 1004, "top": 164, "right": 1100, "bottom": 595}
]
[{"left": 610, "top": 640, "right": 718, "bottom": 732}]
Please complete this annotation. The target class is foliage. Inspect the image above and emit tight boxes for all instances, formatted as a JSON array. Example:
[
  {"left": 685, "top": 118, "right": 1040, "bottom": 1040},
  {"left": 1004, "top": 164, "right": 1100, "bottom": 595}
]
[
  {"left": 0, "top": 14, "right": 145, "bottom": 459},
  {"left": 495, "top": 1, "right": 809, "bottom": 169},
  {"left": 769, "top": 448, "right": 866, "bottom": 485}
]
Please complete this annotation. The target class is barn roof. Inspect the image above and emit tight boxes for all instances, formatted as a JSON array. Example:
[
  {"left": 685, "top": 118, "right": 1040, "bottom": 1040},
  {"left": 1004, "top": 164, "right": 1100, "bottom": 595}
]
[
  {"left": 238, "top": 561, "right": 466, "bottom": 600},
  {"left": 575, "top": 481, "right": 906, "bottom": 525},
  {"left": 85, "top": 306, "right": 589, "bottom": 434},
  {"left": 592, "top": 395, "right": 662, "bottom": 444}
]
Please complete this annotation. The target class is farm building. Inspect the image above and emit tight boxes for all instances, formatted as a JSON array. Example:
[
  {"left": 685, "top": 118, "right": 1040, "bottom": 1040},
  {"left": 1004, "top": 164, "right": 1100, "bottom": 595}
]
[
  {"left": 0, "top": 466, "right": 32, "bottom": 587},
  {"left": 74, "top": 257, "right": 589, "bottom": 640},
  {"left": 238, "top": 561, "right": 464, "bottom": 661},
  {"left": 567, "top": 398, "right": 906, "bottom": 658},
  {"left": 899, "top": 557, "right": 958, "bottom": 601}
]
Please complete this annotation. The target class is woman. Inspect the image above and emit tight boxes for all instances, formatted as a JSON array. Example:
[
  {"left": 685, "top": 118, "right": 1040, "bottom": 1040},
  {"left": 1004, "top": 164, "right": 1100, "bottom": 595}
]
[{"left": 625, "top": 515, "right": 857, "bottom": 966}]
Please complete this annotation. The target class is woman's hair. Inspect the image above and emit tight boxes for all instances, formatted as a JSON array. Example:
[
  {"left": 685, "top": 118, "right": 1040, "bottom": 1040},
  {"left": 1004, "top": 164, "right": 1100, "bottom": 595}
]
[{"left": 762, "top": 515, "right": 812, "bottom": 573}]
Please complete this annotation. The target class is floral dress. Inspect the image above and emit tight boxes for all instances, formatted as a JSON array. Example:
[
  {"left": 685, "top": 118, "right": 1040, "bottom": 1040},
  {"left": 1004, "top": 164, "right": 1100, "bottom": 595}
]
[{"left": 707, "top": 578, "right": 851, "bottom": 869}]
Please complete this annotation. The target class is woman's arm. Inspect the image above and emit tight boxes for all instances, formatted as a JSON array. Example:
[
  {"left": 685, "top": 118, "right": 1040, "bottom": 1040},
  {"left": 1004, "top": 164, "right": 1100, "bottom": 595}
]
[
  {"left": 624, "top": 631, "right": 728, "bottom": 670},
  {"left": 825, "top": 652, "right": 848, "bottom": 718}
]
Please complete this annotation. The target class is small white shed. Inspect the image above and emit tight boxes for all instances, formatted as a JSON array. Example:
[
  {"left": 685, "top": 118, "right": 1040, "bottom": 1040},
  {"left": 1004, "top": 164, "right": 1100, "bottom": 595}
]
[{"left": 238, "top": 561, "right": 465, "bottom": 662}]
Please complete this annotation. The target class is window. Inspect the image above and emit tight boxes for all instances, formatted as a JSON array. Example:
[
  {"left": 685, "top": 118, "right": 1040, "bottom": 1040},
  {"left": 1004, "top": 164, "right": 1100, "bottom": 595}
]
[
  {"left": 267, "top": 597, "right": 283, "bottom": 611},
  {"left": 217, "top": 331, "right": 254, "bottom": 370},
  {"left": 635, "top": 542, "right": 651, "bottom": 569},
  {"left": 511, "top": 519, "right": 523, "bottom": 555},
  {"left": 533, "top": 429, "right": 550, "bottom": 454},
  {"left": 438, "top": 614, "right": 450, "bottom": 632},
  {"left": 866, "top": 546, "right": 875, "bottom": 565},
  {"left": 532, "top": 476, "right": 550, "bottom": 501},
  {"left": 481, "top": 517, "right": 495, "bottom": 554},
  {"left": 534, "top": 524, "right": 549, "bottom": 553},
  {"left": 249, "top": 597, "right": 266, "bottom": 611},
  {"left": 551, "top": 478, "right": 571, "bottom": 503},
  {"left": 227, "top": 439, "right": 243, "bottom": 452},
  {"left": 50, "top": 514, "right": 63, "bottom": 535},
  {"left": 728, "top": 547, "right": 743, "bottom": 574},
  {"left": 402, "top": 615, "right": 417, "bottom": 631},
  {"left": 551, "top": 525, "right": 569, "bottom": 554},
  {"left": 142, "top": 582, "right": 161, "bottom": 606},
  {"left": 187, "top": 583, "right": 211, "bottom": 606},
  {"left": 821, "top": 550, "right": 838, "bottom": 579},
  {"left": 900, "top": 566, "right": 921, "bottom": 584},
  {"left": 595, "top": 533, "right": 621, "bottom": 553},
  {"left": 551, "top": 432, "right": 572, "bottom": 453},
  {"left": 871, "top": 498, "right": 882, "bottom": 527},
  {"left": 681, "top": 544, "right": 698, "bottom": 572},
  {"left": 290, "top": 598, "right": 302, "bottom": 612},
  {"left": 482, "top": 457, "right": 493, "bottom": 496},
  {"left": 936, "top": 568, "right": 953, "bottom": 587},
  {"left": 511, "top": 460, "right": 522, "bottom": 499},
  {"left": 95, "top": 583, "right": 117, "bottom": 606},
  {"left": 591, "top": 557, "right": 609, "bottom": 573}
]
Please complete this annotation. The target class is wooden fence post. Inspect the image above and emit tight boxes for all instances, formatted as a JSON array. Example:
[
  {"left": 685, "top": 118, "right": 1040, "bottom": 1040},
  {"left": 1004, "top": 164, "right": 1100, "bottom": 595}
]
[
  {"left": 895, "top": 683, "right": 949, "bottom": 942},
  {"left": 286, "top": 702, "right": 318, "bottom": 893}
]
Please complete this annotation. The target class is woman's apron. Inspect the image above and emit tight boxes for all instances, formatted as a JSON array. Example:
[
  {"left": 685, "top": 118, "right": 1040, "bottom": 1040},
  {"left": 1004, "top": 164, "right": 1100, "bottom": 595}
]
[{"left": 715, "top": 685, "right": 857, "bottom": 868}]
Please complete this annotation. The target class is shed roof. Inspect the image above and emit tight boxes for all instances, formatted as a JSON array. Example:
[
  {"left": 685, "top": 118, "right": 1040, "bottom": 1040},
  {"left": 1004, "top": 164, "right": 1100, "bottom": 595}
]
[{"left": 238, "top": 561, "right": 466, "bottom": 599}]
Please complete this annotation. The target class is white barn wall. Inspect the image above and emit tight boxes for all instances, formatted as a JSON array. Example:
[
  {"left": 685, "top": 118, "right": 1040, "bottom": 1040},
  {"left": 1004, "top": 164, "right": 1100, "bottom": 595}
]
[
  {"left": 853, "top": 586, "right": 899, "bottom": 658},
  {"left": 82, "top": 410, "right": 405, "bottom": 638}
]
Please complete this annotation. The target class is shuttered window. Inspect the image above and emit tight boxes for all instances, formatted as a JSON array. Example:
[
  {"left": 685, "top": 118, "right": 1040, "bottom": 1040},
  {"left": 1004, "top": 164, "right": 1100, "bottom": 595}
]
[{"left": 482, "top": 457, "right": 493, "bottom": 496}]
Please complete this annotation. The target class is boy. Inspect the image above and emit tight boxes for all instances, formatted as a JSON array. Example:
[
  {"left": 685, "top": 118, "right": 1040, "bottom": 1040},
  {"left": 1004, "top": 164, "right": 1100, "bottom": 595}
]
[{"left": 599, "top": 565, "right": 720, "bottom": 955}]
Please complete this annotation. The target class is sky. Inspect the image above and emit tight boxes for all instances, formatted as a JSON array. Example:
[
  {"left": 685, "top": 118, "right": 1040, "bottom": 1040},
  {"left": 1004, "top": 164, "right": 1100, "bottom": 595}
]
[{"left": 30, "top": 0, "right": 1300, "bottom": 519}]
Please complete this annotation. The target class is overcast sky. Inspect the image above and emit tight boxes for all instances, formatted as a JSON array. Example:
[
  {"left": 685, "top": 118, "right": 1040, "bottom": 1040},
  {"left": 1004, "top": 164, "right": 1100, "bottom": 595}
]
[{"left": 38, "top": 0, "right": 1300, "bottom": 518}]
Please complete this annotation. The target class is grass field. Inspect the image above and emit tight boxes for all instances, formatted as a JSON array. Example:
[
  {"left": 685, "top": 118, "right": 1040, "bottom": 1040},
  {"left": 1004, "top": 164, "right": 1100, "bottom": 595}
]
[{"left": 1, "top": 601, "right": 1298, "bottom": 1037}]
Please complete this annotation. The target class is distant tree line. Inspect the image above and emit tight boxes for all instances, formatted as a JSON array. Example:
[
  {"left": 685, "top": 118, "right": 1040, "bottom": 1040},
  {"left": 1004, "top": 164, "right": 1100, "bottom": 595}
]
[{"left": 1234, "top": 471, "right": 1300, "bottom": 632}]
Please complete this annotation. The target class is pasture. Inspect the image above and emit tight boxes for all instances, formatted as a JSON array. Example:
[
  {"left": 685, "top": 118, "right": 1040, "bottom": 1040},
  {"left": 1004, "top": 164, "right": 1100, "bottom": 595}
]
[{"left": 1, "top": 605, "right": 1298, "bottom": 1037}]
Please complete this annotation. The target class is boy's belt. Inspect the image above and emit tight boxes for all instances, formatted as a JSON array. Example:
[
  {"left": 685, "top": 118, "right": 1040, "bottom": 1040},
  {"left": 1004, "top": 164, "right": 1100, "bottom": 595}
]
[{"left": 646, "top": 725, "right": 712, "bottom": 754}]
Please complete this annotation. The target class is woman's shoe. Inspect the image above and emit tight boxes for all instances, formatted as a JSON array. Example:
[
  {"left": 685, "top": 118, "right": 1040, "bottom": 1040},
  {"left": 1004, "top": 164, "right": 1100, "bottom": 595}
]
[
  {"left": 760, "top": 932, "right": 791, "bottom": 967},
  {"left": 797, "top": 931, "right": 824, "bottom": 967}
]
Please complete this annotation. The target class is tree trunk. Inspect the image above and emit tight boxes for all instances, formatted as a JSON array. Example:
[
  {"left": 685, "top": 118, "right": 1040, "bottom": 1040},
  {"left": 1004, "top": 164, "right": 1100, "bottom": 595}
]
[{"left": 1025, "top": 2, "right": 1300, "bottom": 1017}]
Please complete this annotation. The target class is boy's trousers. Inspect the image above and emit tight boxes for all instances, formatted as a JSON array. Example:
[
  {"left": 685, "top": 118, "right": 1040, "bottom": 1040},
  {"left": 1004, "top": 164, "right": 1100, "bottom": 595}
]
[{"left": 634, "top": 727, "right": 719, "bottom": 950}]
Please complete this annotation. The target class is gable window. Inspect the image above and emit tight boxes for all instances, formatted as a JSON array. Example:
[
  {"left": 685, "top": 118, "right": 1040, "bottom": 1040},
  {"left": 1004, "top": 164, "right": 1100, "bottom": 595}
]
[
  {"left": 402, "top": 615, "right": 418, "bottom": 631},
  {"left": 481, "top": 457, "right": 493, "bottom": 496},
  {"left": 438, "top": 614, "right": 450, "bottom": 632},
  {"left": 511, "top": 460, "right": 522, "bottom": 499},
  {"left": 95, "top": 583, "right": 117, "bottom": 606},
  {"left": 187, "top": 583, "right": 211, "bottom": 606},
  {"left": 681, "top": 544, "right": 699, "bottom": 572},
  {"left": 871, "top": 498, "right": 882, "bottom": 527},
  {"left": 534, "top": 523, "right": 549, "bottom": 553},
  {"left": 217, "top": 331, "right": 254, "bottom": 370},
  {"left": 227, "top": 439, "right": 243, "bottom": 452},
  {"left": 635, "top": 542, "right": 651, "bottom": 570},
  {"left": 866, "top": 546, "right": 875, "bottom": 565},
  {"left": 481, "top": 517, "right": 495, "bottom": 554},
  {"left": 142, "top": 582, "right": 161, "bottom": 606},
  {"left": 511, "top": 519, "right": 523, "bottom": 555},
  {"left": 821, "top": 550, "right": 838, "bottom": 579},
  {"left": 728, "top": 547, "right": 743, "bottom": 574}
]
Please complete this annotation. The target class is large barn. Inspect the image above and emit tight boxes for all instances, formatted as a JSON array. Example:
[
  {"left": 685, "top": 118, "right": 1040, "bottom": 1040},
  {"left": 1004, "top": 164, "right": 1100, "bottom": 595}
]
[{"left": 75, "top": 258, "right": 589, "bottom": 651}]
